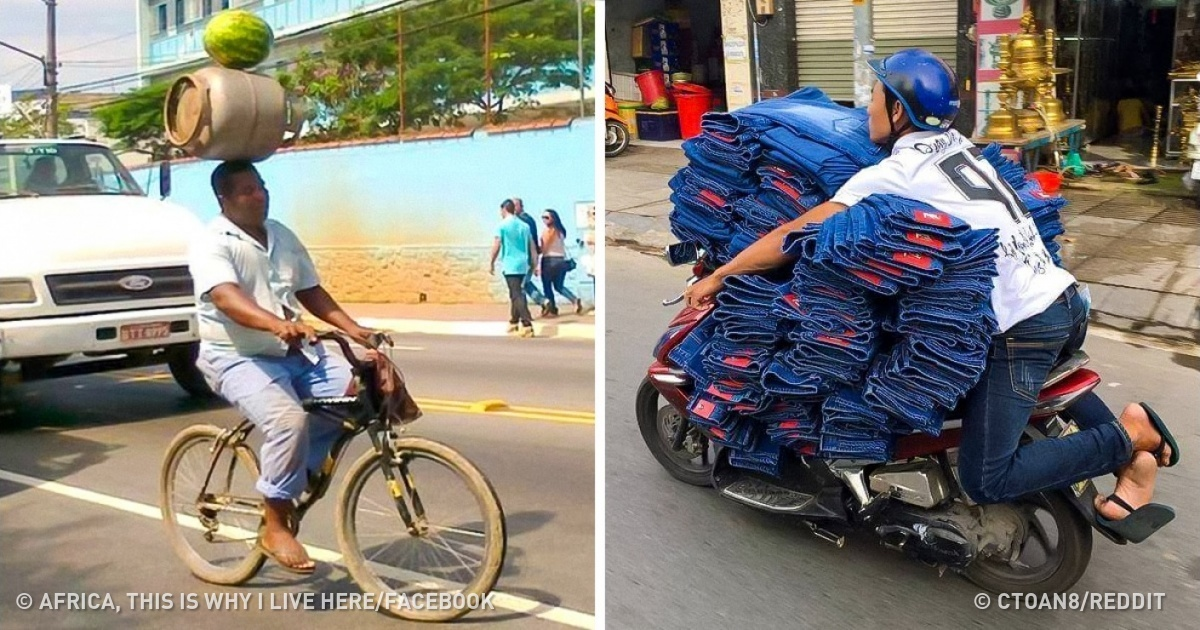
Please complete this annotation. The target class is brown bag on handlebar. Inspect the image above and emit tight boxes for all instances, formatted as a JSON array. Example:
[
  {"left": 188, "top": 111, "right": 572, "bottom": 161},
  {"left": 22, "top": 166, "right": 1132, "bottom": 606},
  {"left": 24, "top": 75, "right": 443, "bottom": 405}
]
[{"left": 366, "top": 349, "right": 423, "bottom": 423}]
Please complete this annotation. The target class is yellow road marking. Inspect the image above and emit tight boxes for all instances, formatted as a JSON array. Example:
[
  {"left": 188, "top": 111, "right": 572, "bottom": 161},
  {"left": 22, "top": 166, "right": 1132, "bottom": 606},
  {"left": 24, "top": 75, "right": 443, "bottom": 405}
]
[{"left": 94, "top": 373, "right": 594, "bottom": 425}]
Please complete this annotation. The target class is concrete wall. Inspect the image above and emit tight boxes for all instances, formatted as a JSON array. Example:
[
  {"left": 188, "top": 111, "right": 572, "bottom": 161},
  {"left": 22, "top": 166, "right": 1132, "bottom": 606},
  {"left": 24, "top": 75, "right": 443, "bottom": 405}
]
[{"left": 134, "top": 119, "right": 596, "bottom": 305}]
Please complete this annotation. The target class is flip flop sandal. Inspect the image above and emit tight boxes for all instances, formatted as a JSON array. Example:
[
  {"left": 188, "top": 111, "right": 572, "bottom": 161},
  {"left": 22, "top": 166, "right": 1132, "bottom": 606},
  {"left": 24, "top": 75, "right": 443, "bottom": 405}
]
[
  {"left": 256, "top": 524, "right": 315, "bottom": 575},
  {"left": 1140, "top": 402, "right": 1181, "bottom": 467},
  {"left": 256, "top": 541, "right": 316, "bottom": 575},
  {"left": 1094, "top": 494, "right": 1176, "bottom": 544}
]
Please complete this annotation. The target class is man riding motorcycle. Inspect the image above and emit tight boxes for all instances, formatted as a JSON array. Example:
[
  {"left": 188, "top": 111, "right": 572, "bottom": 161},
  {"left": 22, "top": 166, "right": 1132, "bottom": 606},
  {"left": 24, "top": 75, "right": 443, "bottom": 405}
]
[{"left": 683, "top": 49, "right": 1179, "bottom": 543}]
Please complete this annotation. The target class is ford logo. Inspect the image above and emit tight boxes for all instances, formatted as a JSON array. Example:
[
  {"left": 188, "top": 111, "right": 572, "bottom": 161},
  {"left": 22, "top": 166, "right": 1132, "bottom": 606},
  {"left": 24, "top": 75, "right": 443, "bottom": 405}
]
[{"left": 118, "top": 275, "right": 154, "bottom": 292}]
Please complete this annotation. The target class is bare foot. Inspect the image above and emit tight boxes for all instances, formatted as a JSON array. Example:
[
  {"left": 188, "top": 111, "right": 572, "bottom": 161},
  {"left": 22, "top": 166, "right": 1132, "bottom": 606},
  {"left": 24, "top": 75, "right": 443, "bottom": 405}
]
[
  {"left": 1094, "top": 451, "right": 1159, "bottom": 521},
  {"left": 1118, "top": 403, "right": 1172, "bottom": 467},
  {"left": 261, "top": 527, "right": 315, "bottom": 572}
]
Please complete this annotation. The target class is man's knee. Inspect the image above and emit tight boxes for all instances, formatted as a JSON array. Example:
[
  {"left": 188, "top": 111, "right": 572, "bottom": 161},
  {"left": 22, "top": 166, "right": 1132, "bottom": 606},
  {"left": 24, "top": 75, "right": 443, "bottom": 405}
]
[{"left": 957, "top": 461, "right": 1005, "bottom": 504}]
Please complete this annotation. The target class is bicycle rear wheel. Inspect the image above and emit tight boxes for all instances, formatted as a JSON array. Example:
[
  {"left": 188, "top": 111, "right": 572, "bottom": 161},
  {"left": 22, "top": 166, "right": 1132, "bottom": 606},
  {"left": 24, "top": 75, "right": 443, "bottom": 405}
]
[
  {"left": 160, "top": 424, "right": 266, "bottom": 585},
  {"left": 336, "top": 437, "right": 506, "bottom": 621}
]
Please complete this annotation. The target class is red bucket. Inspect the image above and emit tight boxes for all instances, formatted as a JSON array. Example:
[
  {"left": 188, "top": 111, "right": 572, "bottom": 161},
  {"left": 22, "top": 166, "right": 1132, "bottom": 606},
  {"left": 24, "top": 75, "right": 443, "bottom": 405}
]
[
  {"left": 1028, "top": 170, "right": 1062, "bottom": 195},
  {"left": 672, "top": 83, "right": 713, "bottom": 139},
  {"left": 636, "top": 70, "right": 669, "bottom": 106}
]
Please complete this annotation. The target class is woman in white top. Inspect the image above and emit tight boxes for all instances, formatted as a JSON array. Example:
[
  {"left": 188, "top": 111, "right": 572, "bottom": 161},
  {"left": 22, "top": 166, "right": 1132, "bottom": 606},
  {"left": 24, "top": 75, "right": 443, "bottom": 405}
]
[{"left": 539, "top": 209, "right": 583, "bottom": 317}]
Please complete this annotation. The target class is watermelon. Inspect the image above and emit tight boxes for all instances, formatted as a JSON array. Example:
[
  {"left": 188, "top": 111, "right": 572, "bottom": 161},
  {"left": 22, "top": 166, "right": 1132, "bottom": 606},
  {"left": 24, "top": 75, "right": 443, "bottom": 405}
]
[{"left": 203, "top": 9, "right": 274, "bottom": 70}]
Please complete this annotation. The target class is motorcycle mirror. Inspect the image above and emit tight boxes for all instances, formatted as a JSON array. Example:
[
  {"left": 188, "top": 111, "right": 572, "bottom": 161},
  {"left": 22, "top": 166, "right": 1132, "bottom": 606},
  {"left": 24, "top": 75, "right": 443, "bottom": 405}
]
[{"left": 664, "top": 242, "right": 700, "bottom": 267}]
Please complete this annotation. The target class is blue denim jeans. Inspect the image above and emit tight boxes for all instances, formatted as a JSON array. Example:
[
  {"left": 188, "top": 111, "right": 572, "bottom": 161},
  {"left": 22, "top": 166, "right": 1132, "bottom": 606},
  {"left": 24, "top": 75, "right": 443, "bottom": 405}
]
[
  {"left": 957, "top": 285, "right": 1133, "bottom": 504},
  {"left": 197, "top": 345, "right": 354, "bottom": 501}
]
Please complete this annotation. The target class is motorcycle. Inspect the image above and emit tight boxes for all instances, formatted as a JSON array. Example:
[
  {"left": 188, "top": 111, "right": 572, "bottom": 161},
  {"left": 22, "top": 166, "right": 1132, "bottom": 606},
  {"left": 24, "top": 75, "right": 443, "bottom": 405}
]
[
  {"left": 605, "top": 83, "right": 631, "bottom": 158},
  {"left": 637, "top": 244, "right": 1119, "bottom": 594}
]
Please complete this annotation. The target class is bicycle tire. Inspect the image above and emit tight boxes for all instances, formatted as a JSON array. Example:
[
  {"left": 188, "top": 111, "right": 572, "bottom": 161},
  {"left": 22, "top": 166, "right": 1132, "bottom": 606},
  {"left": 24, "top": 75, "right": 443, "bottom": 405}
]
[
  {"left": 160, "top": 424, "right": 267, "bottom": 585},
  {"left": 335, "top": 437, "right": 506, "bottom": 622}
]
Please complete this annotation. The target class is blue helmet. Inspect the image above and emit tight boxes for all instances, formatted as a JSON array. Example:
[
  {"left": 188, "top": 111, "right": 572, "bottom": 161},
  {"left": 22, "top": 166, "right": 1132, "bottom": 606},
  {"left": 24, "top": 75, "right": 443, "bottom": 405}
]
[{"left": 868, "top": 49, "right": 960, "bottom": 132}]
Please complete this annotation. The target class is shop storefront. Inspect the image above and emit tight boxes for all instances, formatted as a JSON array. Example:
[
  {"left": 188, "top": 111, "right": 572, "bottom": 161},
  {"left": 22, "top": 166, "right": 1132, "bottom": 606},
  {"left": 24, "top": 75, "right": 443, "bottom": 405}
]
[{"left": 973, "top": 0, "right": 1192, "bottom": 165}]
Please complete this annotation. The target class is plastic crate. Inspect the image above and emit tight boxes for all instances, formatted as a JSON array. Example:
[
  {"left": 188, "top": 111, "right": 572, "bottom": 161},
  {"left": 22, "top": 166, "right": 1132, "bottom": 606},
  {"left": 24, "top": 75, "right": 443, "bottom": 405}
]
[{"left": 636, "top": 110, "right": 681, "bottom": 141}]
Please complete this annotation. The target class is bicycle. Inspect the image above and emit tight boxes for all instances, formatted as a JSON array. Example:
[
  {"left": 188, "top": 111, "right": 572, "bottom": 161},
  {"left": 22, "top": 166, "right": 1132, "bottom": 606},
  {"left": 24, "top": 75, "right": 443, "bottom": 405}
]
[{"left": 158, "top": 331, "right": 507, "bottom": 622}]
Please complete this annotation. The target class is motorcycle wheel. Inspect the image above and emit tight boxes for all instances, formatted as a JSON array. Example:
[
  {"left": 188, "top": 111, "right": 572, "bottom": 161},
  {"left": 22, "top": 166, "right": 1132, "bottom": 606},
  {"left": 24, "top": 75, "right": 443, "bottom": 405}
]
[
  {"left": 605, "top": 121, "right": 630, "bottom": 158},
  {"left": 964, "top": 491, "right": 1092, "bottom": 594},
  {"left": 636, "top": 378, "right": 713, "bottom": 486}
]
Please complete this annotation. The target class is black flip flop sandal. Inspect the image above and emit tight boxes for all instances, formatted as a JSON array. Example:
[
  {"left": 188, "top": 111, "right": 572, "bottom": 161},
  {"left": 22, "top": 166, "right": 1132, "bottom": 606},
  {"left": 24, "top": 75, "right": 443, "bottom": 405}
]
[
  {"left": 1140, "top": 402, "right": 1180, "bottom": 467},
  {"left": 1095, "top": 494, "right": 1176, "bottom": 544}
]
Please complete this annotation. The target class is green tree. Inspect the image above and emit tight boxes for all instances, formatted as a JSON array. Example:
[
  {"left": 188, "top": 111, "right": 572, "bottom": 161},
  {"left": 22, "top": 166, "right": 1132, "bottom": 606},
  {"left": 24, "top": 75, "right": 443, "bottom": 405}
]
[
  {"left": 93, "top": 82, "right": 173, "bottom": 159},
  {"left": 277, "top": 0, "right": 595, "bottom": 139},
  {"left": 0, "top": 98, "right": 77, "bottom": 139}
]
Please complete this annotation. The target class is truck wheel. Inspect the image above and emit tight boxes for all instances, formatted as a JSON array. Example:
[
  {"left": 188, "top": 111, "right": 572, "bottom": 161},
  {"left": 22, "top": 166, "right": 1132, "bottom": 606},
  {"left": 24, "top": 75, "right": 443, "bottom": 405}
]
[{"left": 167, "top": 343, "right": 215, "bottom": 399}]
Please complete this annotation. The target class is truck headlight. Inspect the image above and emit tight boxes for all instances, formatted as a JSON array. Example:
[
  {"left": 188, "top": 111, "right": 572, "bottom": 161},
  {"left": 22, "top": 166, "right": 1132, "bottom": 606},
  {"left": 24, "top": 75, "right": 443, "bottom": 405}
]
[{"left": 0, "top": 279, "right": 36, "bottom": 304}]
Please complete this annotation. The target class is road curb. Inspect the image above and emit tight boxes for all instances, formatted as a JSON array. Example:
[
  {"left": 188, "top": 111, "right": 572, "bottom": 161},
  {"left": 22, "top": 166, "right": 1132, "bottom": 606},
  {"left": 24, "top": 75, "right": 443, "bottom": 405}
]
[{"left": 355, "top": 317, "right": 596, "bottom": 340}]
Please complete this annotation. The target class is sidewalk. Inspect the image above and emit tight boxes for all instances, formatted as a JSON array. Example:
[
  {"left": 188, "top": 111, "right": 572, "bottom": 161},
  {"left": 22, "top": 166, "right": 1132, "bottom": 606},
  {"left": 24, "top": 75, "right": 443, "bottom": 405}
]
[
  {"left": 340, "top": 303, "right": 595, "bottom": 340},
  {"left": 606, "top": 145, "right": 1200, "bottom": 343}
]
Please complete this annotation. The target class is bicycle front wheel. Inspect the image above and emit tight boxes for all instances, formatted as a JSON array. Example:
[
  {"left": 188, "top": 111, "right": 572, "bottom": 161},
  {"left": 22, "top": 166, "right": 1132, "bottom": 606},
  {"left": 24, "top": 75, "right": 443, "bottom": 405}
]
[{"left": 335, "top": 437, "right": 506, "bottom": 622}]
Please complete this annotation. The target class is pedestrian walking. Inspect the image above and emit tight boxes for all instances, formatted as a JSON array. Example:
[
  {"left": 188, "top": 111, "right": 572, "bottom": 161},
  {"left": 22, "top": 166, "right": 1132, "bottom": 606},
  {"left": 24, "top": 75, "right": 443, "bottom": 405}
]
[
  {"left": 512, "top": 197, "right": 548, "bottom": 313},
  {"left": 490, "top": 199, "right": 537, "bottom": 337},
  {"left": 539, "top": 209, "right": 584, "bottom": 317}
]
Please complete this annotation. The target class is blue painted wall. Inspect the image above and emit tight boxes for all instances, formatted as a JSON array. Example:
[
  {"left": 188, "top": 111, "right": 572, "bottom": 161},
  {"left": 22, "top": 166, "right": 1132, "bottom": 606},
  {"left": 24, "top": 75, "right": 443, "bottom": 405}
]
[{"left": 135, "top": 118, "right": 596, "bottom": 303}]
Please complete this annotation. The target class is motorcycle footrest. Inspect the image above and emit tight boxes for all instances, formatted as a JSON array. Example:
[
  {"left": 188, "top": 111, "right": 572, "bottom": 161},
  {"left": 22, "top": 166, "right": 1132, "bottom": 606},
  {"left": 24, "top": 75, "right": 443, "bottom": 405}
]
[{"left": 718, "top": 475, "right": 818, "bottom": 514}]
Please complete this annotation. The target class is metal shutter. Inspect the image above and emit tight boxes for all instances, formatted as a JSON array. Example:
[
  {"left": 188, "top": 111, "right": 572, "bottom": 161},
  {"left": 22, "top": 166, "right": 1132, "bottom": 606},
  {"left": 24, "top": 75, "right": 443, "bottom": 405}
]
[
  {"left": 873, "top": 0, "right": 958, "bottom": 69},
  {"left": 795, "top": 0, "right": 958, "bottom": 102},
  {"left": 795, "top": 0, "right": 855, "bottom": 102}
]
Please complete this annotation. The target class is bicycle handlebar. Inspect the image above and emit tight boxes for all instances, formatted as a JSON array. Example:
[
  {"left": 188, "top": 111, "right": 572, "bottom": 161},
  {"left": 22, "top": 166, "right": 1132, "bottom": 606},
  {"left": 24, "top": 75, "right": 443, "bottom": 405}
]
[{"left": 315, "top": 330, "right": 394, "bottom": 371}]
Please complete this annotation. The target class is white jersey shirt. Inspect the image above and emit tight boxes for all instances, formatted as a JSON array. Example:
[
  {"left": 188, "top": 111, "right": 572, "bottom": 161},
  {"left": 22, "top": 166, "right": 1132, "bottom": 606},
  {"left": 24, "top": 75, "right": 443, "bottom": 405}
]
[{"left": 830, "top": 129, "right": 1075, "bottom": 333}]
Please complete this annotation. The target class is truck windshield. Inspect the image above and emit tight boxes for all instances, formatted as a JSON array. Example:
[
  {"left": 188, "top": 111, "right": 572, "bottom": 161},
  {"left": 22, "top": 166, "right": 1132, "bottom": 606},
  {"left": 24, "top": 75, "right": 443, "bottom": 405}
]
[{"left": 0, "top": 143, "right": 145, "bottom": 198}]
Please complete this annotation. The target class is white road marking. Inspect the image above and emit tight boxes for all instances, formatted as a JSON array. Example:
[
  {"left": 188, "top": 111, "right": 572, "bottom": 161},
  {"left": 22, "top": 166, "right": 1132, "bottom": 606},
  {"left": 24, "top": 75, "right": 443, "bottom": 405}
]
[{"left": 0, "top": 467, "right": 594, "bottom": 629}]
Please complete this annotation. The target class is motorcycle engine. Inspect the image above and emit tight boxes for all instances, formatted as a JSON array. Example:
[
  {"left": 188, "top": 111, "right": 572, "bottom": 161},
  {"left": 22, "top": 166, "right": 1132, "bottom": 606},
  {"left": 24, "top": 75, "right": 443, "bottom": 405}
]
[{"left": 875, "top": 501, "right": 1026, "bottom": 570}]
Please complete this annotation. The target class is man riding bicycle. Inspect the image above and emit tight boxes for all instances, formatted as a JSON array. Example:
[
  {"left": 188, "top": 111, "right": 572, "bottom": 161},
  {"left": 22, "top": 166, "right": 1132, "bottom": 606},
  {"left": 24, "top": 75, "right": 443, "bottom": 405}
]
[
  {"left": 684, "top": 49, "right": 1179, "bottom": 543},
  {"left": 189, "top": 160, "right": 380, "bottom": 573}
]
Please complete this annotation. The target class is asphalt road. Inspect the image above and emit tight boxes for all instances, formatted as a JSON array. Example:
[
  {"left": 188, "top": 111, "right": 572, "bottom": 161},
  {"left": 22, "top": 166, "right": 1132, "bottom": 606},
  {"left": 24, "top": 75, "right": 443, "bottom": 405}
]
[
  {"left": 0, "top": 334, "right": 594, "bottom": 630},
  {"left": 605, "top": 246, "right": 1200, "bottom": 630}
]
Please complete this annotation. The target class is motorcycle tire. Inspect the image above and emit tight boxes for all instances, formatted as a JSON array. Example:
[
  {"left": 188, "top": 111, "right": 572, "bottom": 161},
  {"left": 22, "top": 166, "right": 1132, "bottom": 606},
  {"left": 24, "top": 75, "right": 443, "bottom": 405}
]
[
  {"left": 964, "top": 491, "right": 1092, "bottom": 594},
  {"left": 606, "top": 121, "right": 630, "bottom": 158},
  {"left": 636, "top": 378, "right": 712, "bottom": 487}
]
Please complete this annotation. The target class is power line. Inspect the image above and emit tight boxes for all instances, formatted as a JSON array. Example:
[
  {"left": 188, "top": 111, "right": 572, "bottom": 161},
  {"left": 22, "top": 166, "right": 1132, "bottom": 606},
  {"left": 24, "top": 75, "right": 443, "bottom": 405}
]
[{"left": 57, "top": 0, "right": 564, "bottom": 95}]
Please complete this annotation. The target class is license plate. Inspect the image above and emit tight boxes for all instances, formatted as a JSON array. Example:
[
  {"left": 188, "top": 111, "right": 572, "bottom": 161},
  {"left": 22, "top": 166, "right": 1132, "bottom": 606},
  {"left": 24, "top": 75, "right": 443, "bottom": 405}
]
[
  {"left": 120, "top": 322, "right": 171, "bottom": 342},
  {"left": 1060, "top": 421, "right": 1090, "bottom": 497},
  {"left": 1191, "top": 161, "right": 1200, "bottom": 179}
]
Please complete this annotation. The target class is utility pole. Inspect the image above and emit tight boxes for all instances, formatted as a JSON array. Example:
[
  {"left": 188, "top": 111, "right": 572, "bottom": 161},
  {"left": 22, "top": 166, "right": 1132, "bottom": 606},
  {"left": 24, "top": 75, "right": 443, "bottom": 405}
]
[
  {"left": 397, "top": 9, "right": 405, "bottom": 132},
  {"left": 0, "top": 0, "right": 58, "bottom": 138},
  {"left": 576, "top": 0, "right": 585, "bottom": 117},
  {"left": 852, "top": 0, "right": 873, "bottom": 108},
  {"left": 483, "top": 0, "right": 492, "bottom": 125},
  {"left": 45, "top": 0, "right": 58, "bottom": 137}
]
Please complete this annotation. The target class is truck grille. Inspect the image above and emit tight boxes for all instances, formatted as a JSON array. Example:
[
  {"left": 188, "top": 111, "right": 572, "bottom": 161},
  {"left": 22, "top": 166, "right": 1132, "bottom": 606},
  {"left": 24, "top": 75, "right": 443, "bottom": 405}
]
[{"left": 45, "top": 266, "right": 194, "bottom": 306}]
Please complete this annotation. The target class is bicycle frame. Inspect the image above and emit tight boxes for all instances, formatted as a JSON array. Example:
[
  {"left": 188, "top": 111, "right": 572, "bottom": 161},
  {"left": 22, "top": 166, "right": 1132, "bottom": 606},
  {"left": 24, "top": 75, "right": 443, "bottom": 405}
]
[{"left": 191, "top": 331, "right": 430, "bottom": 540}]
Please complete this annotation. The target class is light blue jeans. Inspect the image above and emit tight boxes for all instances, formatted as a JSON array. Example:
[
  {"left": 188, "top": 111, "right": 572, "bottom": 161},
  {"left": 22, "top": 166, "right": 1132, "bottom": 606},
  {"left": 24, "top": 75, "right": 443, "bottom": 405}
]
[{"left": 197, "top": 344, "right": 354, "bottom": 501}]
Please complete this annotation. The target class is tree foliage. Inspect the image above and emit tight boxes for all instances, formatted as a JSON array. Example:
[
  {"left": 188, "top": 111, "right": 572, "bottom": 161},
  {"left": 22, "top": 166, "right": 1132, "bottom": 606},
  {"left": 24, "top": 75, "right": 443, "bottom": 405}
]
[
  {"left": 0, "top": 98, "right": 78, "bottom": 139},
  {"left": 277, "top": 0, "right": 595, "bottom": 139},
  {"left": 93, "top": 82, "right": 172, "bottom": 158}
]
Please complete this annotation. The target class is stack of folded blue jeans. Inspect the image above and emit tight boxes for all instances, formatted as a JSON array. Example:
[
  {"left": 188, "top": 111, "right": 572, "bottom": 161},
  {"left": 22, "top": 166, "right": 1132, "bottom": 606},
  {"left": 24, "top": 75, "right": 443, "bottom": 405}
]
[{"left": 662, "top": 89, "right": 1073, "bottom": 472}]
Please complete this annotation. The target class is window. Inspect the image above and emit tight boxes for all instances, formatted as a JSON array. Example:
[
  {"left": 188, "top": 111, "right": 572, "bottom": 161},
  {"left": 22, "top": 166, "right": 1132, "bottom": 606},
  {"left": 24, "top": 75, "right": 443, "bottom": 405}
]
[
  {"left": 156, "top": 4, "right": 167, "bottom": 32},
  {"left": 221, "top": 0, "right": 230, "bottom": 8},
  {"left": 203, "top": 0, "right": 213, "bottom": 16},
  {"left": 0, "top": 143, "right": 143, "bottom": 197},
  {"left": 174, "top": 0, "right": 185, "bottom": 27}
]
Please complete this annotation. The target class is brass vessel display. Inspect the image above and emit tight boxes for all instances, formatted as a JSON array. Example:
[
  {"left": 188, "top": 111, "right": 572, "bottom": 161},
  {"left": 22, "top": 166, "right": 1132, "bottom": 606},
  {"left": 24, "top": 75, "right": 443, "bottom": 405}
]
[{"left": 984, "top": 9, "right": 1071, "bottom": 138}]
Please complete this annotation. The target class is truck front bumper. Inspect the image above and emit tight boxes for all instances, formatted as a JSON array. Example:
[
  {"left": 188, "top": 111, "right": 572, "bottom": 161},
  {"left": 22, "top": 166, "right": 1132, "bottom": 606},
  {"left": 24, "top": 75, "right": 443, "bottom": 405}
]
[{"left": 0, "top": 307, "right": 198, "bottom": 360}]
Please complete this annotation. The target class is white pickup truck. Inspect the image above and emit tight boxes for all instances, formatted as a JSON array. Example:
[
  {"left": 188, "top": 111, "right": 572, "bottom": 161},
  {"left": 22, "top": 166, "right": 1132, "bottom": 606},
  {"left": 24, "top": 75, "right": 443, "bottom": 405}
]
[{"left": 0, "top": 139, "right": 210, "bottom": 409}]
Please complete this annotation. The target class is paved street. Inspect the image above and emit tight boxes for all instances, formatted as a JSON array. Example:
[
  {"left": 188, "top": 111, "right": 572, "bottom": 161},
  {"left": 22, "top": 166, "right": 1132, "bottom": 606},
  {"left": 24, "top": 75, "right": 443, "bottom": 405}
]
[
  {"left": 605, "top": 145, "right": 1200, "bottom": 342},
  {"left": 0, "top": 334, "right": 594, "bottom": 630},
  {"left": 605, "top": 246, "right": 1200, "bottom": 630}
]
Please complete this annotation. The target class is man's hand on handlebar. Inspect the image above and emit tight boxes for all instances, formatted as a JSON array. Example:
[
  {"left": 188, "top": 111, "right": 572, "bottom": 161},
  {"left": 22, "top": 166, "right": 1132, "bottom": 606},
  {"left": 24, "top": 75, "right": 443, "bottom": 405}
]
[
  {"left": 272, "top": 320, "right": 319, "bottom": 346},
  {"left": 684, "top": 273, "right": 724, "bottom": 309}
]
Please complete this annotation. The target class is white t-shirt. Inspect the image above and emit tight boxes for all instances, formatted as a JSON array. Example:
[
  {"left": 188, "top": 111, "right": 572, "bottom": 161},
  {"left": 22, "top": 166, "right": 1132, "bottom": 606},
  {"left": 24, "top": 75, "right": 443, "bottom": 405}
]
[
  {"left": 189, "top": 215, "right": 321, "bottom": 357},
  {"left": 831, "top": 129, "right": 1075, "bottom": 333}
]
